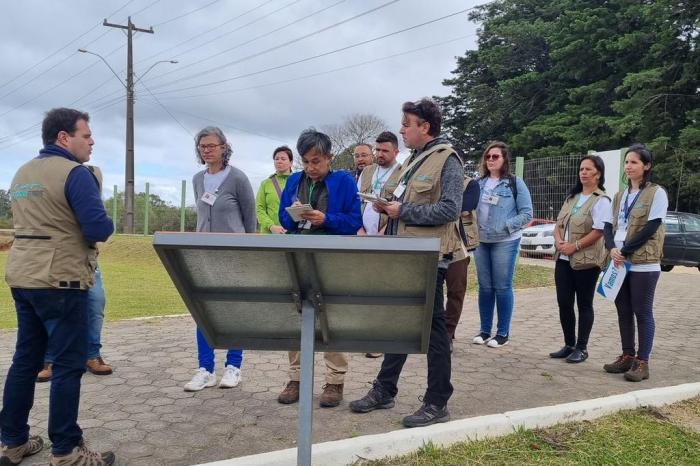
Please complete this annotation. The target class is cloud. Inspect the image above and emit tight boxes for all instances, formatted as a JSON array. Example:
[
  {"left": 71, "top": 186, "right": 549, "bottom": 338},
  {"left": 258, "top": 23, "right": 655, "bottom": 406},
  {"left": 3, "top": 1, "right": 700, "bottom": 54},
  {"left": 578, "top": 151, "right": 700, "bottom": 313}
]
[{"left": 0, "top": 0, "right": 480, "bottom": 205}]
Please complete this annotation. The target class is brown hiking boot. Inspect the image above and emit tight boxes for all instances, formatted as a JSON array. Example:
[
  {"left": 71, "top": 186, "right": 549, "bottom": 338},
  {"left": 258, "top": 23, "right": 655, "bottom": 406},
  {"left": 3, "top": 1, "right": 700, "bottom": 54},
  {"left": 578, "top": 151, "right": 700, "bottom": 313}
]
[
  {"left": 49, "top": 442, "right": 115, "bottom": 466},
  {"left": 624, "top": 359, "right": 650, "bottom": 382},
  {"left": 1, "top": 435, "right": 43, "bottom": 466},
  {"left": 319, "top": 383, "right": 343, "bottom": 408},
  {"left": 86, "top": 357, "right": 113, "bottom": 376},
  {"left": 603, "top": 354, "right": 635, "bottom": 373},
  {"left": 278, "top": 381, "right": 300, "bottom": 404},
  {"left": 36, "top": 363, "right": 52, "bottom": 383}
]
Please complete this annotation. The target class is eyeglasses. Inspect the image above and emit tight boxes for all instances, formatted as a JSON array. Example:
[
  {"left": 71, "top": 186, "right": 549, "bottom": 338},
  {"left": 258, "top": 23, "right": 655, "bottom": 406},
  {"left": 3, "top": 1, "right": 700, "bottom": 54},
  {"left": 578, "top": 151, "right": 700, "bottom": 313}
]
[
  {"left": 485, "top": 154, "right": 502, "bottom": 160},
  {"left": 198, "top": 143, "right": 223, "bottom": 152}
]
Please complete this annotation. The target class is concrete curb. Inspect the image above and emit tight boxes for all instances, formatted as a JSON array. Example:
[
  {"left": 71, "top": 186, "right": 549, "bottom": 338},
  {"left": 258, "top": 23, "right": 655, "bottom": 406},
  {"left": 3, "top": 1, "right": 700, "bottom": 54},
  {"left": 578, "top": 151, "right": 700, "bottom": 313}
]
[{"left": 197, "top": 382, "right": 700, "bottom": 466}]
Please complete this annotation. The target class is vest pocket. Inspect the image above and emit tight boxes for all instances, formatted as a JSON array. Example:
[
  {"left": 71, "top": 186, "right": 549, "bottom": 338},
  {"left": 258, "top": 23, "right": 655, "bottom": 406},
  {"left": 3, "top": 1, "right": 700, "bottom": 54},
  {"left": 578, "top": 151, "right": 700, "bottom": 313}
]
[{"left": 6, "top": 245, "right": 55, "bottom": 286}]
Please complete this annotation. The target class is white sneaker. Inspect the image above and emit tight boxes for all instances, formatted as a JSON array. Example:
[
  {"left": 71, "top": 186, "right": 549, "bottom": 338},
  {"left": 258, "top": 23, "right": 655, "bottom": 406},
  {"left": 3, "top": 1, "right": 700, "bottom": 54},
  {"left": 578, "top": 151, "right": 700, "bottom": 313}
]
[
  {"left": 184, "top": 368, "right": 217, "bottom": 392},
  {"left": 487, "top": 335, "right": 509, "bottom": 348},
  {"left": 472, "top": 333, "right": 492, "bottom": 345},
  {"left": 219, "top": 365, "right": 241, "bottom": 389}
]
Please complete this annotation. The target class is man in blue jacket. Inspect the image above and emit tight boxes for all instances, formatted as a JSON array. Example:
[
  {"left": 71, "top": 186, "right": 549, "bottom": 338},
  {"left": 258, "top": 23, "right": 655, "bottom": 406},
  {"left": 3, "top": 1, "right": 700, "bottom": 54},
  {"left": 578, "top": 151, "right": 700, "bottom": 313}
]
[
  {"left": 0, "top": 108, "right": 116, "bottom": 466},
  {"left": 277, "top": 128, "right": 361, "bottom": 408}
]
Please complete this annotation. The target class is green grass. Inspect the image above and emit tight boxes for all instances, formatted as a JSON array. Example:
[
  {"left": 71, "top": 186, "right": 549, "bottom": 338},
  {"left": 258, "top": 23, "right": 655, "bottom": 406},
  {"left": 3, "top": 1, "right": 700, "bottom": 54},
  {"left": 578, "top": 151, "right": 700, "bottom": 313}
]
[
  {"left": 0, "top": 236, "right": 555, "bottom": 329},
  {"left": 366, "top": 398, "right": 700, "bottom": 465},
  {"left": 0, "top": 235, "right": 187, "bottom": 329}
]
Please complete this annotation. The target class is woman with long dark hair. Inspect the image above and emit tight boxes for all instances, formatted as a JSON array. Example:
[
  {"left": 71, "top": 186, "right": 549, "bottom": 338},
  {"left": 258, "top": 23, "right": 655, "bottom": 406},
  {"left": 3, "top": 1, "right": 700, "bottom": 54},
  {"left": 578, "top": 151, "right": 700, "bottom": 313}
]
[
  {"left": 603, "top": 144, "right": 668, "bottom": 382},
  {"left": 550, "top": 155, "right": 611, "bottom": 363},
  {"left": 472, "top": 141, "right": 533, "bottom": 348}
]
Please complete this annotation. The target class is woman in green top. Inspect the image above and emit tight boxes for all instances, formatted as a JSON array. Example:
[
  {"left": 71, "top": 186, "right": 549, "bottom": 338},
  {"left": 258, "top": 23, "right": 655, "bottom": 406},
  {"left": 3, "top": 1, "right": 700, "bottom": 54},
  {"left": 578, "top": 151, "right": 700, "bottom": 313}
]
[{"left": 256, "top": 145, "right": 293, "bottom": 233}]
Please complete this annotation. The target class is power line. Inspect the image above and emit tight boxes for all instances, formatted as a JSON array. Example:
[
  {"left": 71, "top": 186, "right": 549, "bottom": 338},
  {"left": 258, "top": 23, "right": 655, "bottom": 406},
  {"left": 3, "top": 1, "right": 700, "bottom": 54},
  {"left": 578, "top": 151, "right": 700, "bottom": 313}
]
[
  {"left": 78, "top": 0, "right": 290, "bottom": 115},
  {"left": 144, "top": 34, "right": 474, "bottom": 101},
  {"left": 143, "top": 0, "right": 334, "bottom": 82},
  {"left": 167, "top": 108, "right": 287, "bottom": 143},
  {"left": 138, "top": 82, "right": 193, "bottom": 137},
  {"left": 144, "top": 0, "right": 399, "bottom": 91},
  {"left": 134, "top": 0, "right": 277, "bottom": 66},
  {"left": 152, "top": 0, "right": 222, "bottom": 27},
  {"left": 148, "top": 7, "right": 472, "bottom": 96},
  {"left": 0, "top": 43, "right": 125, "bottom": 119},
  {"left": 0, "top": 0, "right": 135, "bottom": 93}
]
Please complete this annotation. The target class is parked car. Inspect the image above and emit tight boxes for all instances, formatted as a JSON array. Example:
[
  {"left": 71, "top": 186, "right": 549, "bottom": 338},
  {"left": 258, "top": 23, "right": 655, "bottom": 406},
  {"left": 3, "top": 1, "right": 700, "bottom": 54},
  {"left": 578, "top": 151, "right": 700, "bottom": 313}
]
[
  {"left": 661, "top": 211, "right": 700, "bottom": 272},
  {"left": 520, "top": 223, "right": 556, "bottom": 256}
]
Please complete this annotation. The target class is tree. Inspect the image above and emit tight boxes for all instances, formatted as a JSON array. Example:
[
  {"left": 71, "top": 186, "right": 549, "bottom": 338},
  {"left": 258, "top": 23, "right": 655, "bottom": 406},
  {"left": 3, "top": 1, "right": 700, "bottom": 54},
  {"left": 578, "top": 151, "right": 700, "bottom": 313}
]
[
  {"left": 438, "top": 0, "right": 700, "bottom": 212},
  {"left": 321, "top": 113, "right": 388, "bottom": 170},
  {"left": 104, "top": 191, "right": 196, "bottom": 234}
]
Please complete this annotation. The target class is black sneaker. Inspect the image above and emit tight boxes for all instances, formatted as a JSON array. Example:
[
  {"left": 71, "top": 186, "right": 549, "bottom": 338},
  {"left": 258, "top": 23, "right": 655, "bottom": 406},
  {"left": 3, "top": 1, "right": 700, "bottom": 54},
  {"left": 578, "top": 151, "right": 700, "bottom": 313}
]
[
  {"left": 566, "top": 348, "right": 588, "bottom": 363},
  {"left": 549, "top": 345, "right": 575, "bottom": 358},
  {"left": 402, "top": 402, "right": 450, "bottom": 428},
  {"left": 349, "top": 382, "right": 395, "bottom": 413},
  {"left": 487, "top": 335, "right": 509, "bottom": 348}
]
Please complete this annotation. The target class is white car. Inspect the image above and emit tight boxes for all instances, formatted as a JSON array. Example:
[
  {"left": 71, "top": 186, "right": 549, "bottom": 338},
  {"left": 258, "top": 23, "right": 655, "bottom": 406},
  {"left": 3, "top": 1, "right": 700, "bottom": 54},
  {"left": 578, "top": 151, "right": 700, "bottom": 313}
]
[{"left": 520, "top": 223, "right": 556, "bottom": 256}]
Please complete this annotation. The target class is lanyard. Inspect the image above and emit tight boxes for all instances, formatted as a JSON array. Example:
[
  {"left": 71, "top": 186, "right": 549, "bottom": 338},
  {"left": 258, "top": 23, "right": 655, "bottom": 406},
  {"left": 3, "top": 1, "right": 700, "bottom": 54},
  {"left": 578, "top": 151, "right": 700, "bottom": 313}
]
[
  {"left": 307, "top": 178, "right": 317, "bottom": 205},
  {"left": 372, "top": 165, "right": 394, "bottom": 192},
  {"left": 623, "top": 187, "right": 641, "bottom": 221}
]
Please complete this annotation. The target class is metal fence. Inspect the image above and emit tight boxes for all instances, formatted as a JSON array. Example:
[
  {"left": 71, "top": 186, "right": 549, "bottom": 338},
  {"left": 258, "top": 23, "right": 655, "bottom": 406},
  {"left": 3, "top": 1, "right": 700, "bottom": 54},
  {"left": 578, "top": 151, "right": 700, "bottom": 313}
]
[{"left": 522, "top": 155, "right": 582, "bottom": 220}]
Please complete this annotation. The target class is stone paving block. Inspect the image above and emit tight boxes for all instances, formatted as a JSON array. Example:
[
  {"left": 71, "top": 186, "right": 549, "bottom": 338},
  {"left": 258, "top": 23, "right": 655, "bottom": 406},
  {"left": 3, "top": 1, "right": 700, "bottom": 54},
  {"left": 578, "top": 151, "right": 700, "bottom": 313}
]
[{"left": 1, "top": 272, "right": 699, "bottom": 465}]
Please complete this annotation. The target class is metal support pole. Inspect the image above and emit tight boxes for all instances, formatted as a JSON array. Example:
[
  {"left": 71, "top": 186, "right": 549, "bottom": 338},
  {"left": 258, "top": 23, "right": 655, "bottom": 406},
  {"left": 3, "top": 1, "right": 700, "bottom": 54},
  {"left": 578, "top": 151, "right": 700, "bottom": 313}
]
[
  {"left": 112, "top": 185, "right": 118, "bottom": 232},
  {"left": 515, "top": 156, "right": 524, "bottom": 178},
  {"left": 144, "top": 182, "right": 150, "bottom": 235},
  {"left": 180, "top": 180, "right": 186, "bottom": 232},
  {"left": 297, "top": 301, "right": 316, "bottom": 466}
]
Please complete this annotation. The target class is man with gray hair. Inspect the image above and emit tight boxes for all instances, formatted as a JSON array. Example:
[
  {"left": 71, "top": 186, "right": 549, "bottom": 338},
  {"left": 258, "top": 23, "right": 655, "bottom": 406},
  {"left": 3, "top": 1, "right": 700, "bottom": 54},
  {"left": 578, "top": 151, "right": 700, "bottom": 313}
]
[{"left": 277, "top": 128, "right": 362, "bottom": 408}]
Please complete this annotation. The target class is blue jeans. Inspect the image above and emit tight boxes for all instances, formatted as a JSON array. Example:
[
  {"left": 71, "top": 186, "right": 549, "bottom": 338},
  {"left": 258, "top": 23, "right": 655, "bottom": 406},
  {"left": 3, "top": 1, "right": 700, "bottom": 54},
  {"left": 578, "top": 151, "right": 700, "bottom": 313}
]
[
  {"left": 196, "top": 327, "right": 242, "bottom": 372},
  {"left": 45, "top": 268, "right": 105, "bottom": 363},
  {"left": 0, "top": 288, "right": 88, "bottom": 455},
  {"left": 474, "top": 239, "right": 520, "bottom": 337}
]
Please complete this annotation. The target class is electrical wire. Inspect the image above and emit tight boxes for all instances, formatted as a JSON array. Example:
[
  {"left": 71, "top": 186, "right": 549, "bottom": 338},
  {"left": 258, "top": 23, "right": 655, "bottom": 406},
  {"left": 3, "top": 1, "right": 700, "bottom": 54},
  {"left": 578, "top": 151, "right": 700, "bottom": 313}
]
[
  {"left": 152, "top": 0, "right": 223, "bottom": 27},
  {"left": 144, "top": 34, "right": 474, "bottom": 101},
  {"left": 148, "top": 7, "right": 472, "bottom": 96},
  {"left": 144, "top": 0, "right": 399, "bottom": 90}
]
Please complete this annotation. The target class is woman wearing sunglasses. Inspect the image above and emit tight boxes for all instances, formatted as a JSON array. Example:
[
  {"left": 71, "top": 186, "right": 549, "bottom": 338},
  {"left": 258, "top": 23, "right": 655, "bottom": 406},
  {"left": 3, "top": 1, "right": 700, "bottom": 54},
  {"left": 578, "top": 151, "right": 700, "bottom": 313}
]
[{"left": 473, "top": 141, "right": 532, "bottom": 348}]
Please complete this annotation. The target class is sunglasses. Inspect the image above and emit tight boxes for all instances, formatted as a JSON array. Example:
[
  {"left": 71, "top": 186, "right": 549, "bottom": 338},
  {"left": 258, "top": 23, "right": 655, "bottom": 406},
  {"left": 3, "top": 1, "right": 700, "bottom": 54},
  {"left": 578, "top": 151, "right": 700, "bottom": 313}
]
[{"left": 485, "top": 154, "right": 502, "bottom": 161}]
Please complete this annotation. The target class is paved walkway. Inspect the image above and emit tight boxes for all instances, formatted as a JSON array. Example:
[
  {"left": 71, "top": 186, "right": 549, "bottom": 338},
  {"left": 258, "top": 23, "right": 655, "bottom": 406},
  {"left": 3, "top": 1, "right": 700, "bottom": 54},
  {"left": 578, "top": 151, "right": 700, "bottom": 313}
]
[{"left": 1, "top": 270, "right": 699, "bottom": 465}]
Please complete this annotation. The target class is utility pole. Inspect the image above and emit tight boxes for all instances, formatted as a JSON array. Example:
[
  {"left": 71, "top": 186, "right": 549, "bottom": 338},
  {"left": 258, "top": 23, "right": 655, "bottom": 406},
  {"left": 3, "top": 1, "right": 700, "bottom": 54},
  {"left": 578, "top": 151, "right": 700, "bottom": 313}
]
[{"left": 102, "top": 17, "right": 153, "bottom": 234}]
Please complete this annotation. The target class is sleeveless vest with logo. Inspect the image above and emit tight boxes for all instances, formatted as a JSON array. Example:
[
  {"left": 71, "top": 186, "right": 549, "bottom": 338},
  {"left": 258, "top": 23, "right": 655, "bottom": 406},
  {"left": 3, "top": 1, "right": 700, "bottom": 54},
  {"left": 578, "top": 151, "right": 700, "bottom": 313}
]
[
  {"left": 5, "top": 156, "right": 99, "bottom": 289},
  {"left": 395, "top": 144, "right": 465, "bottom": 262},
  {"left": 612, "top": 183, "right": 665, "bottom": 264},
  {"left": 555, "top": 188, "right": 609, "bottom": 269}
]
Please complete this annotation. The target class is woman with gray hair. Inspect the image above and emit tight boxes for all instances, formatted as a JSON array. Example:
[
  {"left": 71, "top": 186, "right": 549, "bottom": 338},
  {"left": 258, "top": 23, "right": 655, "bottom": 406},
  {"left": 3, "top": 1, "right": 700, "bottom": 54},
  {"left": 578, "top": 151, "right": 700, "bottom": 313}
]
[{"left": 184, "top": 126, "right": 256, "bottom": 392}]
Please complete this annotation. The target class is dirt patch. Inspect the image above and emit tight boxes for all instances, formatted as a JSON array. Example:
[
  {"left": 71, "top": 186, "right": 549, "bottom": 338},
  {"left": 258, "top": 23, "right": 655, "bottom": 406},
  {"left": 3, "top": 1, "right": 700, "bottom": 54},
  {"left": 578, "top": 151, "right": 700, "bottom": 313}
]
[{"left": 654, "top": 396, "right": 700, "bottom": 433}]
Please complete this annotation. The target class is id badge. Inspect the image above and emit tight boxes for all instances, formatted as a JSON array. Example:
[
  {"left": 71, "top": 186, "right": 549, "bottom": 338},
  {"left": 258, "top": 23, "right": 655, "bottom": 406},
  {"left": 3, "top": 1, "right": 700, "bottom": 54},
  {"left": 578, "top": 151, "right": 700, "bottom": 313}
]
[
  {"left": 393, "top": 182, "right": 406, "bottom": 199},
  {"left": 483, "top": 194, "right": 499, "bottom": 205},
  {"left": 201, "top": 192, "right": 218, "bottom": 206}
]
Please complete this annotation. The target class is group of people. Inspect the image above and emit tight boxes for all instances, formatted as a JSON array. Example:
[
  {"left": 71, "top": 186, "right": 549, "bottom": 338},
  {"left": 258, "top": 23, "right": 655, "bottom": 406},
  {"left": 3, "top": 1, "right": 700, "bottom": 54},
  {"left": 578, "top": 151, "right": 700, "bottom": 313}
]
[{"left": 0, "top": 99, "right": 667, "bottom": 466}]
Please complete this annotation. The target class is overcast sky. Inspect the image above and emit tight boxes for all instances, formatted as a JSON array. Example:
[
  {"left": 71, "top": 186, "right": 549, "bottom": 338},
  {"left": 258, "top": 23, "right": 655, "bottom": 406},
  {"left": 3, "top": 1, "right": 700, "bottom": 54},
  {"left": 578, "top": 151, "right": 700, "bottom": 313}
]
[{"left": 0, "top": 0, "right": 482, "bottom": 205}]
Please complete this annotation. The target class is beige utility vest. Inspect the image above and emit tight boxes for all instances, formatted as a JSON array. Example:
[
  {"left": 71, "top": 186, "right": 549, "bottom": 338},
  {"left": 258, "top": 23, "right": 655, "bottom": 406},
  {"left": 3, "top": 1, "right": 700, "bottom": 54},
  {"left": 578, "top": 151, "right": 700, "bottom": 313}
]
[
  {"left": 555, "top": 189, "right": 609, "bottom": 269},
  {"left": 612, "top": 183, "right": 665, "bottom": 264},
  {"left": 395, "top": 144, "right": 465, "bottom": 262},
  {"left": 460, "top": 175, "right": 479, "bottom": 251},
  {"left": 5, "top": 156, "right": 99, "bottom": 289},
  {"left": 359, "top": 162, "right": 402, "bottom": 232}
]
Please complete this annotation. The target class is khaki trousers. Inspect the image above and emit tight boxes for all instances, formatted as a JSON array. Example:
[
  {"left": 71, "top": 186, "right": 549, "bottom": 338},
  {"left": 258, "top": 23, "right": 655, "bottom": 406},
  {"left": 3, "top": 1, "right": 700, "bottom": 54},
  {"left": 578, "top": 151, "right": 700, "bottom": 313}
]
[{"left": 288, "top": 351, "right": 347, "bottom": 384}]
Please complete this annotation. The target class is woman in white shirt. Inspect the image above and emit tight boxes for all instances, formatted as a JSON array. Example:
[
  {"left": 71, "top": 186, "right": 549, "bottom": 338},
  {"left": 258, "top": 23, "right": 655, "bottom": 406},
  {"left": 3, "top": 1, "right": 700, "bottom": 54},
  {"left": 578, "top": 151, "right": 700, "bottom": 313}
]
[
  {"left": 550, "top": 155, "right": 611, "bottom": 363},
  {"left": 603, "top": 144, "right": 668, "bottom": 382}
]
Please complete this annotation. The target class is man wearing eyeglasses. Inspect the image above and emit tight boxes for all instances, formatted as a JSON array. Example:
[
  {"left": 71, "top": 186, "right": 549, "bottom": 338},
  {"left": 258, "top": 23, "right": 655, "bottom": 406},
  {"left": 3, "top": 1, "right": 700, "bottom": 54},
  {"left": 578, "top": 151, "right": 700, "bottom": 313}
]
[
  {"left": 350, "top": 98, "right": 464, "bottom": 428},
  {"left": 351, "top": 143, "right": 373, "bottom": 182}
]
